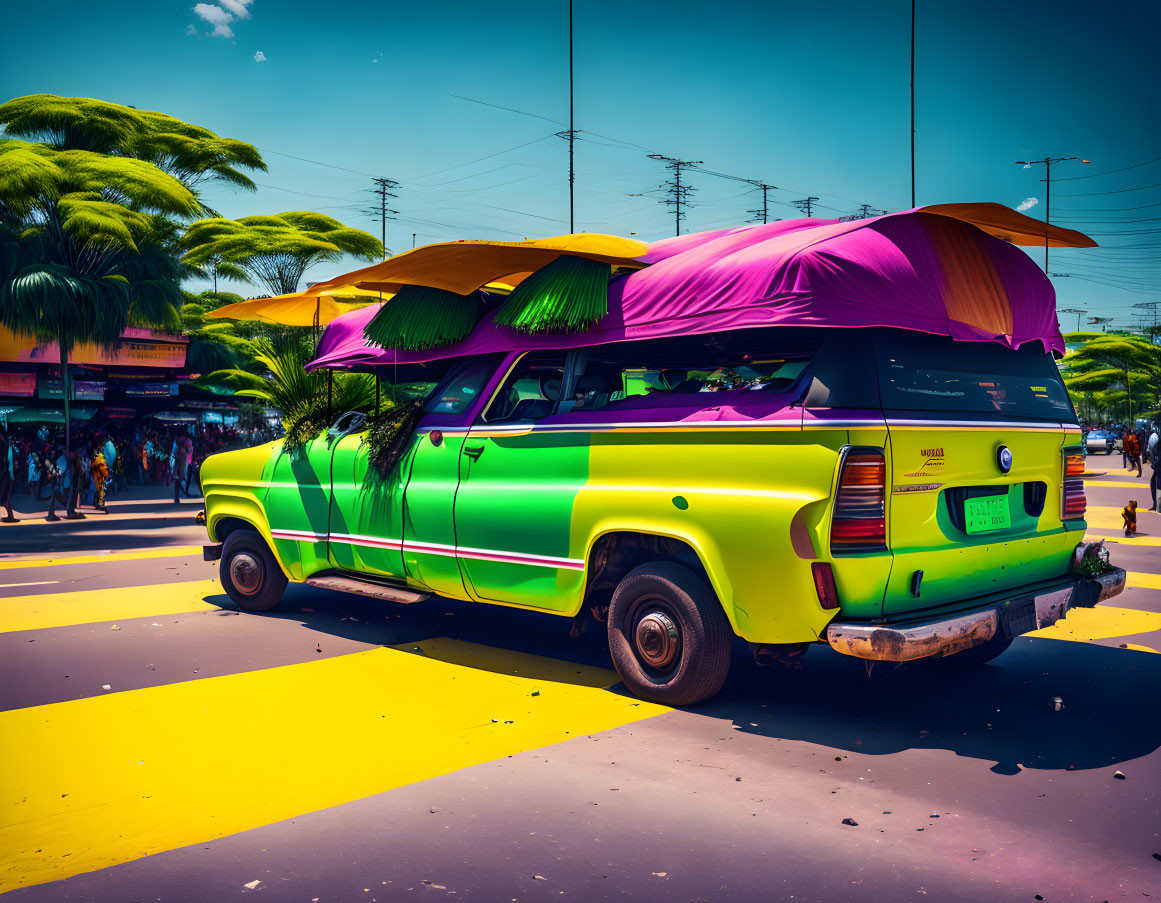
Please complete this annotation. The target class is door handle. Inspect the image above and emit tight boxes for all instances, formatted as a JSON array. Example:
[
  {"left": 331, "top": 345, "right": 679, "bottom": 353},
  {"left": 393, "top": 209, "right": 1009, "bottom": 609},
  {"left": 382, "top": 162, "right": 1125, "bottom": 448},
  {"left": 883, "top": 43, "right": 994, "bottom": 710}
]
[{"left": 464, "top": 444, "right": 485, "bottom": 459}]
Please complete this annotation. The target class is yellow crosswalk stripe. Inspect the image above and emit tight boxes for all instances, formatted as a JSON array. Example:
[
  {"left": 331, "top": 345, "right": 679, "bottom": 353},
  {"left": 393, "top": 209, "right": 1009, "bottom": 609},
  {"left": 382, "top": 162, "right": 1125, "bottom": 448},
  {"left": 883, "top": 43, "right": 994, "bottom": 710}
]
[
  {"left": 0, "top": 546, "right": 203, "bottom": 571},
  {"left": 1027, "top": 606, "right": 1161, "bottom": 648},
  {"left": 0, "top": 580, "right": 222, "bottom": 633},
  {"left": 0, "top": 639, "right": 666, "bottom": 893},
  {"left": 1127, "top": 572, "right": 1161, "bottom": 590},
  {"left": 1083, "top": 479, "right": 1153, "bottom": 489}
]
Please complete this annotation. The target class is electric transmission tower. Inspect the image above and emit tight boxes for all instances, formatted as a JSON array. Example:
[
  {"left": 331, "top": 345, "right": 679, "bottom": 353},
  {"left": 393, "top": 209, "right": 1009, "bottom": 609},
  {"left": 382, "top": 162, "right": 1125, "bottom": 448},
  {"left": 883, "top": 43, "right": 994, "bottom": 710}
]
[
  {"left": 1132, "top": 302, "right": 1161, "bottom": 334},
  {"left": 746, "top": 183, "right": 778, "bottom": 224},
  {"left": 647, "top": 154, "right": 702, "bottom": 236},
  {"left": 364, "top": 177, "right": 399, "bottom": 259},
  {"left": 792, "top": 197, "right": 820, "bottom": 218}
]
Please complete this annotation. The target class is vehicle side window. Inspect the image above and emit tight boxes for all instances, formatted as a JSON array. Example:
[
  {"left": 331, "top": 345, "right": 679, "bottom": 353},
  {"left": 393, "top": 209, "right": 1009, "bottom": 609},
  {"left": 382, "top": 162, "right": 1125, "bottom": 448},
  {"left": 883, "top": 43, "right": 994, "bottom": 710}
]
[
  {"left": 424, "top": 358, "right": 499, "bottom": 415},
  {"left": 482, "top": 352, "right": 567, "bottom": 423}
]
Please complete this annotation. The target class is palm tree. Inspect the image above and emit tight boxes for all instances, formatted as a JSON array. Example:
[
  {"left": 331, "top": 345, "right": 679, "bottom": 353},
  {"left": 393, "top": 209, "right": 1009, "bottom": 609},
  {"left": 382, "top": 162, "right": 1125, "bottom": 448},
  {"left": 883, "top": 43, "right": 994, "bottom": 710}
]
[
  {"left": 0, "top": 95, "right": 266, "bottom": 450},
  {"left": 180, "top": 212, "right": 383, "bottom": 297}
]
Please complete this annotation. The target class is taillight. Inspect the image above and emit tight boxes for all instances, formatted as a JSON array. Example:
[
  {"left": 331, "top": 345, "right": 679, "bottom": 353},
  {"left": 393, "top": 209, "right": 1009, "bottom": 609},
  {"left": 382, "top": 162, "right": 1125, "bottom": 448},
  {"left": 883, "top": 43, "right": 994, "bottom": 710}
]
[
  {"left": 1062, "top": 451, "right": 1086, "bottom": 521},
  {"left": 811, "top": 562, "right": 840, "bottom": 609},
  {"left": 831, "top": 448, "right": 888, "bottom": 553}
]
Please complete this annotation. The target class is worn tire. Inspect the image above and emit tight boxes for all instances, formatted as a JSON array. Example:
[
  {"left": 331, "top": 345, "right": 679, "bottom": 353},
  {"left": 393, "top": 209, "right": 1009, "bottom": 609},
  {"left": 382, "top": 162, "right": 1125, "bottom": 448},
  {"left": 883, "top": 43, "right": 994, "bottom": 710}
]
[
  {"left": 607, "top": 562, "right": 732, "bottom": 706},
  {"left": 931, "top": 634, "right": 1014, "bottom": 668},
  {"left": 220, "top": 529, "right": 287, "bottom": 612}
]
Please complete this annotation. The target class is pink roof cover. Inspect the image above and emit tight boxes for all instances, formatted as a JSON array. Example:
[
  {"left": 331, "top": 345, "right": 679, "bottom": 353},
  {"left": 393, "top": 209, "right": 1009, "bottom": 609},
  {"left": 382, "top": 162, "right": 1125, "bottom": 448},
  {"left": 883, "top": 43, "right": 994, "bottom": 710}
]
[{"left": 308, "top": 208, "right": 1065, "bottom": 371}]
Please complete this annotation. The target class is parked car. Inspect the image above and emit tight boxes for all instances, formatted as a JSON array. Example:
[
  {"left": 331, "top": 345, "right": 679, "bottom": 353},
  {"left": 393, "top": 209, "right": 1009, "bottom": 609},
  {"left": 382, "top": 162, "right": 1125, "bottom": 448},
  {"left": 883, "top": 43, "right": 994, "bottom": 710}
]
[
  {"left": 199, "top": 213, "right": 1126, "bottom": 705},
  {"left": 1086, "top": 429, "right": 1118, "bottom": 455}
]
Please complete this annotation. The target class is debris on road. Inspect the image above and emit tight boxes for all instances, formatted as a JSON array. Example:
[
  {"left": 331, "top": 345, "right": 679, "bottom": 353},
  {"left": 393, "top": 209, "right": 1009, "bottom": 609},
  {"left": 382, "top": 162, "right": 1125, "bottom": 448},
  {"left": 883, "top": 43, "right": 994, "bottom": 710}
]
[
  {"left": 1049, "top": 696, "right": 1064, "bottom": 712},
  {"left": 1114, "top": 770, "right": 1126, "bottom": 780},
  {"left": 242, "top": 880, "right": 261, "bottom": 889},
  {"left": 841, "top": 818, "right": 859, "bottom": 826}
]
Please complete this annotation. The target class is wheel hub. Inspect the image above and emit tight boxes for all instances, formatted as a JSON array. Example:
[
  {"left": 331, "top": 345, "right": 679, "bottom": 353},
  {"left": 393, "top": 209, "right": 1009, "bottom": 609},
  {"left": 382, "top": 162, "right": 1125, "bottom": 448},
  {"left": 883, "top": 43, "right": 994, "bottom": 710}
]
[
  {"left": 230, "top": 552, "right": 263, "bottom": 595},
  {"left": 635, "top": 609, "right": 680, "bottom": 669}
]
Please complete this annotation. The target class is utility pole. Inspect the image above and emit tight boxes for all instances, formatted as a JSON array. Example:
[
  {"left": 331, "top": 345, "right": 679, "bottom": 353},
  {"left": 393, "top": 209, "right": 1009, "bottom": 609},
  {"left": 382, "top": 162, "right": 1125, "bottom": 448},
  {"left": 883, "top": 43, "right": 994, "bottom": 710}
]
[
  {"left": 910, "top": 0, "right": 916, "bottom": 206},
  {"left": 553, "top": 0, "right": 578, "bottom": 232},
  {"left": 1058, "top": 307, "right": 1085, "bottom": 334},
  {"left": 1133, "top": 301, "right": 1161, "bottom": 336},
  {"left": 1013, "top": 157, "right": 1090, "bottom": 272},
  {"left": 647, "top": 154, "right": 702, "bottom": 236},
  {"left": 841, "top": 204, "right": 887, "bottom": 221},
  {"left": 366, "top": 177, "right": 399, "bottom": 260},
  {"left": 792, "top": 197, "right": 820, "bottom": 218},
  {"left": 746, "top": 183, "right": 777, "bottom": 224}
]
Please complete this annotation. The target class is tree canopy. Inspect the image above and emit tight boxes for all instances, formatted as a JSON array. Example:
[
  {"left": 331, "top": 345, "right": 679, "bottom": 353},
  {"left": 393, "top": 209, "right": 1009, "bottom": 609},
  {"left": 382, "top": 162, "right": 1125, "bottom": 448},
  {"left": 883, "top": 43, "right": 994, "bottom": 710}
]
[
  {"left": 1062, "top": 334, "right": 1161, "bottom": 424},
  {"left": 180, "top": 211, "right": 383, "bottom": 296},
  {"left": 0, "top": 94, "right": 267, "bottom": 194}
]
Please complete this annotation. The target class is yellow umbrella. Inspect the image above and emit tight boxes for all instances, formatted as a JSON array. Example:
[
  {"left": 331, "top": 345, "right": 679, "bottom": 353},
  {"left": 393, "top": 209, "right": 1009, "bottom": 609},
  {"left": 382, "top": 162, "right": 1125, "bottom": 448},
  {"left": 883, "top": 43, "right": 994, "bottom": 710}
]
[{"left": 205, "top": 287, "right": 389, "bottom": 328}]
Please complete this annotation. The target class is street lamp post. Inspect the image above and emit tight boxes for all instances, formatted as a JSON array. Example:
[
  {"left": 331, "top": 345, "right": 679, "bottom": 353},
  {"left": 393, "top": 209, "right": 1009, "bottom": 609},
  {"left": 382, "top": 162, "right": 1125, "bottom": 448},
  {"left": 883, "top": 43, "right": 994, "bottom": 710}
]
[{"left": 1013, "top": 157, "right": 1090, "bottom": 272}]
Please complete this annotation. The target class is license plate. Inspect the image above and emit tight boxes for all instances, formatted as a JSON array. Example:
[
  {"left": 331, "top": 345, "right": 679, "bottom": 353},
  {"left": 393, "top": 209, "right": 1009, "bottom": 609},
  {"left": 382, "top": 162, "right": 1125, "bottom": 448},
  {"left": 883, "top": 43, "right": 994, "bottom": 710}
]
[{"left": 964, "top": 495, "right": 1011, "bottom": 534}]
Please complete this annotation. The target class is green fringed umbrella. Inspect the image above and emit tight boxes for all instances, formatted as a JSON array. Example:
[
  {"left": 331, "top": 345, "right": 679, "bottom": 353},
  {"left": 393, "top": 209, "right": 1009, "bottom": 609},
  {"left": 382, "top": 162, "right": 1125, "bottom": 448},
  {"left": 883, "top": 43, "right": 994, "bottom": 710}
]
[
  {"left": 494, "top": 255, "right": 611, "bottom": 334},
  {"left": 363, "top": 284, "right": 479, "bottom": 350}
]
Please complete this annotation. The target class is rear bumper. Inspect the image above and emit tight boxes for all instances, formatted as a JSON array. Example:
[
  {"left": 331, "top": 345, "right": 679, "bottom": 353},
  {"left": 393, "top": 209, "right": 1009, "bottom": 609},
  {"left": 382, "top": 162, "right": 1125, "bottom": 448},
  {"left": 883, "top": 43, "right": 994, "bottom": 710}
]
[
  {"left": 203, "top": 543, "right": 223, "bottom": 562},
  {"left": 826, "top": 566, "right": 1126, "bottom": 662}
]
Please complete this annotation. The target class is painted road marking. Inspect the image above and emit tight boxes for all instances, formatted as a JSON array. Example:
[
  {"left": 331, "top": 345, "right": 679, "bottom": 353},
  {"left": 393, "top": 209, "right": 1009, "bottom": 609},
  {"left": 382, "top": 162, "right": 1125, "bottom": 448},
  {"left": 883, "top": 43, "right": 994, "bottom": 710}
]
[
  {"left": 1091, "top": 533, "right": 1161, "bottom": 548},
  {"left": 1, "top": 508, "right": 198, "bottom": 527},
  {"left": 0, "top": 582, "right": 59, "bottom": 589},
  {"left": 0, "top": 639, "right": 666, "bottom": 893},
  {"left": 1127, "top": 571, "right": 1161, "bottom": 590},
  {"left": 1083, "top": 479, "right": 1153, "bottom": 489},
  {"left": 1027, "top": 605, "right": 1161, "bottom": 646},
  {"left": 0, "top": 580, "right": 222, "bottom": 633},
  {"left": 0, "top": 546, "right": 203, "bottom": 571}
]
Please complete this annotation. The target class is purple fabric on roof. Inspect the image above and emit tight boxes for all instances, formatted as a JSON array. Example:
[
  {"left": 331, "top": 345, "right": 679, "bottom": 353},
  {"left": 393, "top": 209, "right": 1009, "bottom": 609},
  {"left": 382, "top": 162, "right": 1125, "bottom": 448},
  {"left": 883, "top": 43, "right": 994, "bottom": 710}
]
[{"left": 308, "top": 209, "right": 1064, "bottom": 371}]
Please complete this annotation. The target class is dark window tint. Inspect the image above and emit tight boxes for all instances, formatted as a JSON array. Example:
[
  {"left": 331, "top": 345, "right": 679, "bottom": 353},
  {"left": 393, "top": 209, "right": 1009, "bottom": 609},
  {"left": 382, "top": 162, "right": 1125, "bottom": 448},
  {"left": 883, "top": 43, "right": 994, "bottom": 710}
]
[
  {"left": 873, "top": 331, "right": 1073, "bottom": 421},
  {"left": 423, "top": 356, "right": 501, "bottom": 415}
]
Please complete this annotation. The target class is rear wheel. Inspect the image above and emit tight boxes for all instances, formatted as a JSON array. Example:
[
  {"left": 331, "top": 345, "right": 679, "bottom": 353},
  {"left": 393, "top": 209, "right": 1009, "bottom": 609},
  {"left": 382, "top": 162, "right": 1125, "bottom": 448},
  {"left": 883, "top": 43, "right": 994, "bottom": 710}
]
[
  {"left": 931, "top": 634, "right": 1014, "bottom": 668},
  {"left": 607, "top": 562, "right": 731, "bottom": 706},
  {"left": 220, "top": 529, "right": 287, "bottom": 611}
]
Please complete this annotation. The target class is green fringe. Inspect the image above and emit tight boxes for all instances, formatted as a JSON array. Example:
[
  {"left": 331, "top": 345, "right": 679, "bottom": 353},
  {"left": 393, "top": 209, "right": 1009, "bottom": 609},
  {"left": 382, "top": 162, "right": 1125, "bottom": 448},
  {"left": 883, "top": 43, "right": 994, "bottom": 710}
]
[
  {"left": 366, "top": 399, "right": 424, "bottom": 476},
  {"left": 363, "top": 285, "right": 478, "bottom": 350},
  {"left": 494, "top": 255, "right": 610, "bottom": 334}
]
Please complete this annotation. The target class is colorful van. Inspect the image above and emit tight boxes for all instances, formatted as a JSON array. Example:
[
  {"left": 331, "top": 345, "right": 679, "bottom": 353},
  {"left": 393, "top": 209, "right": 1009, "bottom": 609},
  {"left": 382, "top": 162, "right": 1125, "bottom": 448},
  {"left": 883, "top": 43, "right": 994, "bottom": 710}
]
[{"left": 200, "top": 207, "right": 1125, "bottom": 705}]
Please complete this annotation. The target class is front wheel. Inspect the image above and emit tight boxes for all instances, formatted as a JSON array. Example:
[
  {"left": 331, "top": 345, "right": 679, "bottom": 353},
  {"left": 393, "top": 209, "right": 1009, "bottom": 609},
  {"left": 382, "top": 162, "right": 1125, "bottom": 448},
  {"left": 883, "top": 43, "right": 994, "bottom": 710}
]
[
  {"left": 220, "top": 529, "right": 287, "bottom": 611},
  {"left": 607, "top": 562, "right": 732, "bottom": 706}
]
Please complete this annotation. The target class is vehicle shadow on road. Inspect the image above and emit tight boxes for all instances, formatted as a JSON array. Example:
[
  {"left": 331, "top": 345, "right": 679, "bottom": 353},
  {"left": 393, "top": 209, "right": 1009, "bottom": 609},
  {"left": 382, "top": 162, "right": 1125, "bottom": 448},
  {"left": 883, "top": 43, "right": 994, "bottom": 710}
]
[
  {"left": 703, "top": 636, "right": 1161, "bottom": 773},
  {"left": 214, "top": 587, "right": 1161, "bottom": 773}
]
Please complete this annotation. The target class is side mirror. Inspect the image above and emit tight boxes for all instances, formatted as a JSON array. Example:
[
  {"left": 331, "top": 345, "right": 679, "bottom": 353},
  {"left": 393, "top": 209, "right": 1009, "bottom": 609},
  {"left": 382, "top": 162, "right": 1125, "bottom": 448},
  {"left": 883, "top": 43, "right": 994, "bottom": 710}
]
[{"left": 327, "top": 411, "right": 367, "bottom": 444}]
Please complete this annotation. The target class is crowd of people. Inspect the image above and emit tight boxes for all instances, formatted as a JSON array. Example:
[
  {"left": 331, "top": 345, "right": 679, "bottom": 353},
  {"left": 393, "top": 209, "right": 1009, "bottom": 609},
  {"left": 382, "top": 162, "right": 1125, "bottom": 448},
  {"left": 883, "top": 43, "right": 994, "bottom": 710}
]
[{"left": 0, "top": 421, "right": 275, "bottom": 523}]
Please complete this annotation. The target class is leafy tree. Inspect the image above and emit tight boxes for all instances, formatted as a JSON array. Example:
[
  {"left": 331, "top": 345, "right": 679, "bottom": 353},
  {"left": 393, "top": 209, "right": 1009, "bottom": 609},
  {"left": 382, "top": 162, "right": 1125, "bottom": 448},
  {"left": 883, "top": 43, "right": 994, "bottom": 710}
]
[
  {"left": 181, "top": 211, "right": 383, "bottom": 297},
  {"left": 0, "top": 94, "right": 267, "bottom": 200},
  {"left": 0, "top": 96, "right": 266, "bottom": 450},
  {"left": 198, "top": 335, "right": 377, "bottom": 449},
  {"left": 1062, "top": 334, "right": 1161, "bottom": 425}
]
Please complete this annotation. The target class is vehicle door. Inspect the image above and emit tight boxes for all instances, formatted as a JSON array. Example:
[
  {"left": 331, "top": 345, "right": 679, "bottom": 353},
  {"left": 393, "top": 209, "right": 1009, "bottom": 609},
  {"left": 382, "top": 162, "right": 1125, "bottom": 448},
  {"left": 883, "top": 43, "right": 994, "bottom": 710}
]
[
  {"left": 398, "top": 356, "right": 503, "bottom": 599},
  {"left": 452, "top": 350, "right": 590, "bottom": 611},
  {"left": 327, "top": 411, "right": 406, "bottom": 578},
  {"left": 263, "top": 434, "right": 333, "bottom": 576}
]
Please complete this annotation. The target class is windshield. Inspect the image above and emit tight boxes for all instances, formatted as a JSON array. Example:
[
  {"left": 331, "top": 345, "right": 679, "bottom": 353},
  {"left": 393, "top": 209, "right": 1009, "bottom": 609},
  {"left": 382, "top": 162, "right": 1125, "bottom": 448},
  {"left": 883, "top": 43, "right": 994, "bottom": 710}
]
[{"left": 873, "top": 330, "right": 1074, "bottom": 422}]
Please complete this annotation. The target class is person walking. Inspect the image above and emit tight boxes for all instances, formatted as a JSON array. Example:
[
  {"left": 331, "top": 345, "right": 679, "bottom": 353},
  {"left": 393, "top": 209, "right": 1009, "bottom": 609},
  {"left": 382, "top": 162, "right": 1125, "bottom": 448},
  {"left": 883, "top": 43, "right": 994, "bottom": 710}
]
[
  {"left": 1125, "top": 430, "right": 1142, "bottom": 477},
  {"left": 65, "top": 449, "right": 85, "bottom": 519},
  {"left": 171, "top": 431, "right": 192, "bottom": 504},
  {"left": 90, "top": 440, "right": 109, "bottom": 514},
  {"left": 101, "top": 433, "right": 117, "bottom": 497},
  {"left": 1149, "top": 426, "right": 1160, "bottom": 512},
  {"left": 0, "top": 425, "right": 17, "bottom": 523},
  {"left": 43, "top": 446, "right": 62, "bottom": 522},
  {"left": 26, "top": 446, "right": 41, "bottom": 503}
]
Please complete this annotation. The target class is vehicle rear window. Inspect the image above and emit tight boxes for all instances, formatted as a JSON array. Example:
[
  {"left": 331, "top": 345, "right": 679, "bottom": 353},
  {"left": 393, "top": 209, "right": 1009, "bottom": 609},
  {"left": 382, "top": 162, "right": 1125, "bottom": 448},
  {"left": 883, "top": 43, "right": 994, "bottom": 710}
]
[{"left": 873, "top": 331, "right": 1074, "bottom": 421}]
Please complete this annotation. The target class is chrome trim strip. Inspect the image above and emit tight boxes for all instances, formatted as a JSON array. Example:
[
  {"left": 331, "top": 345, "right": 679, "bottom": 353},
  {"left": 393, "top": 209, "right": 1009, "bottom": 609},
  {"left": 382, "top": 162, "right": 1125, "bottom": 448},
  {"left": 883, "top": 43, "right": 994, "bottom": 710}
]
[
  {"left": 323, "top": 533, "right": 583, "bottom": 571},
  {"left": 270, "top": 529, "right": 327, "bottom": 543}
]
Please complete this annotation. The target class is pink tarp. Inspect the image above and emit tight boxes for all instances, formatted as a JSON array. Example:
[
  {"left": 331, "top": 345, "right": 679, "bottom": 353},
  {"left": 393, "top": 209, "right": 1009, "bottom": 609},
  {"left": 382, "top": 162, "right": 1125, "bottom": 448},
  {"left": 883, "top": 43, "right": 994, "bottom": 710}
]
[{"left": 308, "top": 208, "right": 1066, "bottom": 371}]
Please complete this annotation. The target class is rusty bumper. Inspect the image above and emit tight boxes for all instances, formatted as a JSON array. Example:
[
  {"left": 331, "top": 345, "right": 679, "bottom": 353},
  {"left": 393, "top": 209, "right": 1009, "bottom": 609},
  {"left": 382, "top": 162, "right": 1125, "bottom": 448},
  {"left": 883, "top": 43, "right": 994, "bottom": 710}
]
[{"left": 826, "top": 566, "right": 1127, "bottom": 663}]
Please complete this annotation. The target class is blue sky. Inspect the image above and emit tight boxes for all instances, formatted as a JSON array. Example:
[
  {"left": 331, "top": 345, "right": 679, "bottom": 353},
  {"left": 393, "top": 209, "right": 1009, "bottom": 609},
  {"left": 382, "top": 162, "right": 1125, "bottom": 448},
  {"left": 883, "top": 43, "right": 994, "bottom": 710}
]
[{"left": 2, "top": 0, "right": 1157, "bottom": 327}]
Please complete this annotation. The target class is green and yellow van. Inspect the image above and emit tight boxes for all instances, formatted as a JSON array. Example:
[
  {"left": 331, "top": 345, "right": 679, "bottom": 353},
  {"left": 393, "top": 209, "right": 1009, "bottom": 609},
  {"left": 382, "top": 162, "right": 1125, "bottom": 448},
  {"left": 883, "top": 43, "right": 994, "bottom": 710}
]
[{"left": 201, "top": 324, "right": 1125, "bottom": 705}]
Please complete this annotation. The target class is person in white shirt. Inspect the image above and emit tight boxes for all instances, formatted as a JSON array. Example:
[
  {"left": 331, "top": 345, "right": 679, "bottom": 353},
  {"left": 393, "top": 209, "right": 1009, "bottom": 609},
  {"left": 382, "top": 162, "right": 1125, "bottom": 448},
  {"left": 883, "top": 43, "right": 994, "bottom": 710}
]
[{"left": 1149, "top": 427, "right": 1159, "bottom": 511}]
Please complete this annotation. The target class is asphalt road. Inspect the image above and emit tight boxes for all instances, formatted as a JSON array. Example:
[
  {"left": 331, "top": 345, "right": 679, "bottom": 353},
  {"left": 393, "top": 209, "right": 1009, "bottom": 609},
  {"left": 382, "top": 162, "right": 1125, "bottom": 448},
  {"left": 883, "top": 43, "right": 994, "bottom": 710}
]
[{"left": 1, "top": 472, "right": 1159, "bottom": 902}]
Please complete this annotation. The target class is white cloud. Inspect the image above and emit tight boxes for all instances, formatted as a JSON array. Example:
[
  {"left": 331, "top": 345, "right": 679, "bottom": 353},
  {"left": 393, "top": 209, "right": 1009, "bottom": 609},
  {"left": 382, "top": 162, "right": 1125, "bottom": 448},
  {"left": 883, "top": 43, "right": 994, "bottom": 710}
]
[
  {"left": 219, "top": 0, "right": 254, "bottom": 18},
  {"left": 192, "top": 2, "right": 251, "bottom": 39},
  {"left": 186, "top": 23, "right": 198, "bottom": 36},
  {"left": 1017, "top": 197, "right": 1039, "bottom": 212},
  {"left": 372, "top": 50, "right": 382, "bottom": 63},
  {"left": 253, "top": 50, "right": 266, "bottom": 62}
]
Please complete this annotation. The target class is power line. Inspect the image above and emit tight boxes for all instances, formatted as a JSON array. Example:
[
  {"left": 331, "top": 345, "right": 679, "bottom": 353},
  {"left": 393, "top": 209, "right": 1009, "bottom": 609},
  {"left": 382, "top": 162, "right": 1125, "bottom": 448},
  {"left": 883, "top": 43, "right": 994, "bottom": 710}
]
[
  {"left": 1055, "top": 181, "right": 1161, "bottom": 197},
  {"left": 1053, "top": 155, "right": 1161, "bottom": 181},
  {"left": 792, "top": 197, "right": 820, "bottom": 218},
  {"left": 364, "top": 177, "right": 399, "bottom": 259}
]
